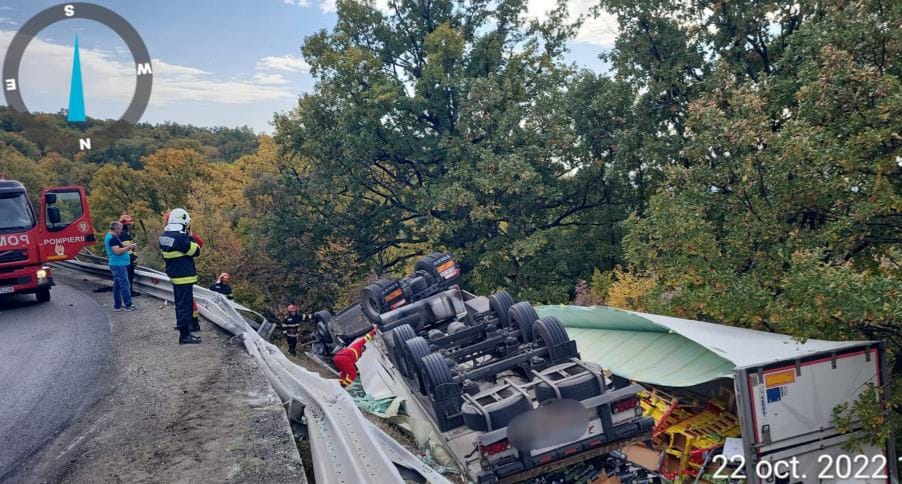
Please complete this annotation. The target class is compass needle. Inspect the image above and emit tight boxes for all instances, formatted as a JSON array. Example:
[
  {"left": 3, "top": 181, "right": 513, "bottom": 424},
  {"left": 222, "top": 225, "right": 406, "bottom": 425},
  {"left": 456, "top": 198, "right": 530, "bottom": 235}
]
[{"left": 67, "top": 35, "right": 86, "bottom": 123}]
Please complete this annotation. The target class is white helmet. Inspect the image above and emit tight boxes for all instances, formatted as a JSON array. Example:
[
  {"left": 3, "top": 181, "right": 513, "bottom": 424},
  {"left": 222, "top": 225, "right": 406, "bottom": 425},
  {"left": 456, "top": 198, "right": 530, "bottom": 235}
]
[{"left": 167, "top": 208, "right": 191, "bottom": 226}]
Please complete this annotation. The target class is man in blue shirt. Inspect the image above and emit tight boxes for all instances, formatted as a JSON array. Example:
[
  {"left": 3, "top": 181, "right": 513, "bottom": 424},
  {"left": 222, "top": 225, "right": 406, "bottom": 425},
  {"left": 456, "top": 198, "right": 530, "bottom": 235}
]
[{"left": 105, "top": 221, "right": 137, "bottom": 312}]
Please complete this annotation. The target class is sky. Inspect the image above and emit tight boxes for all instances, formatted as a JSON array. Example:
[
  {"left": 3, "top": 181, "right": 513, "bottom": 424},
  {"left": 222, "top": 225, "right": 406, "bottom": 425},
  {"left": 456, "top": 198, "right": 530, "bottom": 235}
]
[{"left": 0, "top": 0, "right": 616, "bottom": 133}]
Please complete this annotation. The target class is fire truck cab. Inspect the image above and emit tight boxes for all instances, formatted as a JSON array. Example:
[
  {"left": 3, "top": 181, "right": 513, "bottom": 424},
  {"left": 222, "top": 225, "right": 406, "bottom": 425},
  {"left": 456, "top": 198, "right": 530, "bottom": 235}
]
[{"left": 0, "top": 179, "right": 94, "bottom": 302}]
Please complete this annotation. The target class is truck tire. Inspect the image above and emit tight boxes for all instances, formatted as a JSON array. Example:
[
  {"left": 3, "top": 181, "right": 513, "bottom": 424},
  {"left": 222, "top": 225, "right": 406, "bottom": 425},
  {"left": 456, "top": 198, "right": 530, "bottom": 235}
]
[
  {"left": 35, "top": 287, "right": 50, "bottom": 303},
  {"left": 488, "top": 290, "right": 515, "bottom": 328},
  {"left": 421, "top": 352, "right": 454, "bottom": 396},
  {"left": 533, "top": 316, "right": 569, "bottom": 356},
  {"left": 313, "top": 310, "right": 334, "bottom": 344},
  {"left": 392, "top": 324, "right": 417, "bottom": 377},
  {"left": 461, "top": 392, "right": 532, "bottom": 432},
  {"left": 534, "top": 364, "right": 604, "bottom": 403},
  {"left": 402, "top": 336, "right": 431, "bottom": 394},
  {"left": 507, "top": 302, "right": 538, "bottom": 343},
  {"left": 414, "top": 252, "right": 444, "bottom": 280},
  {"left": 360, "top": 278, "right": 393, "bottom": 322},
  {"left": 383, "top": 328, "right": 400, "bottom": 368}
]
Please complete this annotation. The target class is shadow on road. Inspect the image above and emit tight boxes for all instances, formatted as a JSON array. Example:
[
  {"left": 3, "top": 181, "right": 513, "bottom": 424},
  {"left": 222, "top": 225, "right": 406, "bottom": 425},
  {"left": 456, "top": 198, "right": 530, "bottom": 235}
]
[{"left": 0, "top": 294, "right": 41, "bottom": 311}]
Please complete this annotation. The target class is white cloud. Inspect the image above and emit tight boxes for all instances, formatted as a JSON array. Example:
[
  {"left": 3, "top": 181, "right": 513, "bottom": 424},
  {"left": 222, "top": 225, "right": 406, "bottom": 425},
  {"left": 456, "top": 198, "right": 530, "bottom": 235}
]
[
  {"left": 253, "top": 72, "right": 291, "bottom": 85},
  {"left": 255, "top": 54, "right": 310, "bottom": 73},
  {"left": 0, "top": 29, "right": 299, "bottom": 110},
  {"left": 527, "top": 0, "right": 618, "bottom": 47},
  {"left": 319, "top": 0, "right": 337, "bottom": 13},
  {"left": 0, "top": 17, "right": 17, "bottom": 25},
  {"left": 283, "top": 0, "right": 312, "bottom": 7}
]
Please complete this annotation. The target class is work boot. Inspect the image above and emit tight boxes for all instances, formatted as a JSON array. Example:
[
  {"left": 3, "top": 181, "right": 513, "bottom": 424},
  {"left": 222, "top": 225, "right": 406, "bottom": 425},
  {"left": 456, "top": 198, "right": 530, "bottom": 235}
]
[
  {"left": 179, "top": 334, "right": 201, "bottom": 345},
  {"left": 289, "top": 348, "right": 297, "bottom": 356}
]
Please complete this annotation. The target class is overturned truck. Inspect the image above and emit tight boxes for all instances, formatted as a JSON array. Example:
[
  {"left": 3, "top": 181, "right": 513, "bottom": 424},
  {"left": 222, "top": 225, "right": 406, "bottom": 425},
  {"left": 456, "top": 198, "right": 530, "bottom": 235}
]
[{"left": 313, "top": 253, "right": 654, "bottom": 483}]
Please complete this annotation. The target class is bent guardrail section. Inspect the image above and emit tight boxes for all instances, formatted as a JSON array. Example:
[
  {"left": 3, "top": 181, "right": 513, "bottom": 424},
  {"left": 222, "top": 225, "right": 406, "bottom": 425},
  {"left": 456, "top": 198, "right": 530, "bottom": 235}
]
[{"left": 55, "top": 256, "right": 450, "bottom": 484}]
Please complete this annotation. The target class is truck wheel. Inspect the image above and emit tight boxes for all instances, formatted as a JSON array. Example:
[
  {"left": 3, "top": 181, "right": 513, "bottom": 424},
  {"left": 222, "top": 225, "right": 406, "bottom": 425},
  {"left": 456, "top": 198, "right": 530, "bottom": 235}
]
[
  {"left": 392, "top": 324, "right": 417, "bottom": 377},
  {"left": 414, "top": 252, "right": 444, "bottom": 280},
  {"left": 313, "top": 311, "right": 334, "bottom": 354},
  {"left": 534, "top": 363, "right": 604, "bottom": 403},
  {"left": 488, "top": 290, "right": 515, "bottom": 328},
  {"left": 360, "top": 278, "right": 393, "bottom": 322},
  {"left": 533, "top": 316, "right": 569, "bottom": 361},
  {"left": 35, "top": 287, "right": 51, "bottom": 303},
  {"left": 421, "top": 352, "right": 453, "bottom": 396},
  {"left": 507, "top": 302, "right": 538, "bottom": 343},
  {"left": 402, "top": 336, "right": 431, "bottom": 394},
  {"left": 461, "top": 392, "right": 532, "bottom": 432},
  {"left": 383, "top": 328, "right": 400, "bottom": 367}
]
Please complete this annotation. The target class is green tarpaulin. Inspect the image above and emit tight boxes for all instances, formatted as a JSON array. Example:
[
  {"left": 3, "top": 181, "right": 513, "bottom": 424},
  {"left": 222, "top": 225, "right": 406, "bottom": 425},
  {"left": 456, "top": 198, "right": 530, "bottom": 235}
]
[
  {"left": 536, "top": 305, "right": 735, "bottom": 387},
  {"left": 536, "top": 305, "right": 868, "bottom": 388}
]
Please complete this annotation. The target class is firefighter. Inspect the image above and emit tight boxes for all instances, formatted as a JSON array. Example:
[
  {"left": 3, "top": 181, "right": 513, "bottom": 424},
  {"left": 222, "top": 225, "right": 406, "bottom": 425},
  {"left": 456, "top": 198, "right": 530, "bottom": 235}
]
[
  {"left": 282, "top": 304, "right": 315, "bottom": 356},
  {"left": 119, "top": 214, "right": 139, "bottom": 296},
  {"left": 209, "top": 273, "right": 233, "bottom": 300},
  {"left": 159, "top": 208, "right": 202, "bottom": 344},
  {"left": 333, "top": 328, "right": 376, "bottom": 386}
]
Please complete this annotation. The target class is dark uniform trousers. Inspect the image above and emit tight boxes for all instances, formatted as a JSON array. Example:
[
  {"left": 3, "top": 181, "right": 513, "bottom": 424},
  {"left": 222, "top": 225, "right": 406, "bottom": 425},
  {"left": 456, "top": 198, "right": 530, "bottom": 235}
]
[
  {"left": 159, "top": 229, "right": 201, "bottom": 338},
  {"left": 174, "top": 284, "right": 194, "bottom": 336}
]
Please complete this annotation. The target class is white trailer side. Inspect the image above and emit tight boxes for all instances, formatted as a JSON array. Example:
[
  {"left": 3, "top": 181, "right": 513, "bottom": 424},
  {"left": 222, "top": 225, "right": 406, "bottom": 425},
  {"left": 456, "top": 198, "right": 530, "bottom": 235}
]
[{"left": 736, "top": 343, "right": 895, "bottom": 484}]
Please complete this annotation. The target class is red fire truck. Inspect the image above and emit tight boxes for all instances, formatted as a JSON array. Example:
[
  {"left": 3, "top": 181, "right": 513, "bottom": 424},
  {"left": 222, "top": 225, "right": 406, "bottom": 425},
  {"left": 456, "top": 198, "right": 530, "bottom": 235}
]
[{"left": 0, "top": 179, "right": 94, "bottom": 302}]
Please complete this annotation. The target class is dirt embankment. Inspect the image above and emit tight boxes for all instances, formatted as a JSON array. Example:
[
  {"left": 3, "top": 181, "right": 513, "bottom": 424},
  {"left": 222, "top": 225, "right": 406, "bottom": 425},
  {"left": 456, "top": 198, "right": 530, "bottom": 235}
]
[{"left": 8, "top": 271, "right": 306, "bottom": 484}]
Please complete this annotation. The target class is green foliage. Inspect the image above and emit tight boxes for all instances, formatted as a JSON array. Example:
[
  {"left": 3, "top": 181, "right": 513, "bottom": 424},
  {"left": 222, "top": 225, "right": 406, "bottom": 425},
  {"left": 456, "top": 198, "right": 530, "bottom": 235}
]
[
  {"left": 620, "top": 0, "right": 901, "bottom": 446},
  {"left": 0, "top": 106, "right": 259, "bottom": 164},
  {"left": 271, "top": 0, "right": 633, "bottom": 302}
]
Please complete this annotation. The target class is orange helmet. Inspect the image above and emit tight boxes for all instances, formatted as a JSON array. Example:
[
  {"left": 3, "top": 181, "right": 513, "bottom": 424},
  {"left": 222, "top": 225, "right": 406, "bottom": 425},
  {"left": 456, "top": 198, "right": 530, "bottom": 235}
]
[
  {"left": 219, "top": 272, "right": 231, "bottom": 282},
  {"left": 287, "top": 304, "right": 298, "bottom": 313},
  {"left": 119, "top": 214, "right": 134, "bottom": 224}
]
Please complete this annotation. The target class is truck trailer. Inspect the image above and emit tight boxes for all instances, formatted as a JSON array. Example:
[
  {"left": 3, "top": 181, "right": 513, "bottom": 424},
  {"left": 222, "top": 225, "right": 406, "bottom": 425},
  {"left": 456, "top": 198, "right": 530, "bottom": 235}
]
[{"left": 537, "top": 305, "right": 897, "bottom": 484}]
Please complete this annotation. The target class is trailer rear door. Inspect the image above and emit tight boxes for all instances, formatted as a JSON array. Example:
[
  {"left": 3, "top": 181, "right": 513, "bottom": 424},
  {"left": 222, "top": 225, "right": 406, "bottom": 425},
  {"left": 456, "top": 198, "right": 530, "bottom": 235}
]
[{"left": 736, "top": 345, "right": 895, "bottom": 483}]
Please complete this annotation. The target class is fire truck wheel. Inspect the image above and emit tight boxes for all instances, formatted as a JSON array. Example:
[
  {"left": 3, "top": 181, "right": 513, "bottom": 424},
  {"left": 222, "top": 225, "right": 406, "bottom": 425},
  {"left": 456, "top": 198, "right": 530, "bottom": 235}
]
[
  {"left": 421, "top": 352, "right": 453, "bottom": 395},
  {"left": 488, "top": 290, "right": 515, "bottom": 328},
  {"left": 507, "top": 302, "right": 538, "bottom": 343},
  {"left": 391, "top": 323, "right": 417, "bottom": 378},
  {"left": 36, "top": 287, "right": 51, "bottom": 303},
  {"left": 461, "top": 393, "right": 532, "bottom": 432},
  {"left": 403, "top": 336, "right": 431, "bottom": 394},
  {"left": 360, "top": 278, "right": 393, "bottom": 322},
  {"left": 534, "top": 365, "right": 603, "bottom": 403}
]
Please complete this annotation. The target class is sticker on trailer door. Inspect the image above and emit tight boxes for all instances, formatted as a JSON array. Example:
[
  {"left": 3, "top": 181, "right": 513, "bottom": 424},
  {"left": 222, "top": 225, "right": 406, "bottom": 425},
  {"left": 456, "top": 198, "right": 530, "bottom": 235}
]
[
  {"left": 765, "top": 370, "right": 795, "bottom": 387},
  {"left": 766, "top": 387, "right": 784, "bottom": 403}
]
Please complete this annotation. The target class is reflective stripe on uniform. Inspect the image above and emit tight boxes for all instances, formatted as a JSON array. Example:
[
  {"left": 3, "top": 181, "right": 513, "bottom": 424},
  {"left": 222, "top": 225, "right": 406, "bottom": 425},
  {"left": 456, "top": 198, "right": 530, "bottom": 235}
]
[
  {"left": 171, "top": 275, "right": 198, "bottom": 285},
  {"left": 349, "top": 347, "right": 359, "bottom": 359},
  {"left": 185, "top": 241, "right": 200, "bottom": 256},
  {"left": 162, "top": 250, "right": 187, "bottom": 259}
]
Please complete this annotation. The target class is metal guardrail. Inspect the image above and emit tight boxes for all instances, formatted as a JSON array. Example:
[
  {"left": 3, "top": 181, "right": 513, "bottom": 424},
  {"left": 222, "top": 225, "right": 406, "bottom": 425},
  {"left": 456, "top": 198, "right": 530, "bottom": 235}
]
[{"left": 55, "top": 256, "right": 451, "bottom": 484}]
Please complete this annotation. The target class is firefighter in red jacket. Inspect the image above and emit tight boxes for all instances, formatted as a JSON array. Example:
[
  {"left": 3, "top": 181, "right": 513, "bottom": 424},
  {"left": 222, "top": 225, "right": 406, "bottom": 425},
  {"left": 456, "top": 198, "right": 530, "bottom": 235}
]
[{"left": 334, "top": 328, "right": 377, "bottom": 387}]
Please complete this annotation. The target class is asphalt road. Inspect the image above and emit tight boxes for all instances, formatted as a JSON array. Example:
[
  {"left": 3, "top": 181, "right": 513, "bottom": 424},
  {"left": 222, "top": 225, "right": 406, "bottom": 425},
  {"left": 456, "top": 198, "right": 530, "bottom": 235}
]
[{"left": 0, "top": 277, "right": 111, "bottom": 480}]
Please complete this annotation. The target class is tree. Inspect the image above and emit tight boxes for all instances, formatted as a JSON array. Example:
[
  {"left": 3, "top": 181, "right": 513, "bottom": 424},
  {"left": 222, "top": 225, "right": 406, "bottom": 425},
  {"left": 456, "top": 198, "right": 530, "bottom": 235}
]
[
  {"left": 272, "top": 0, "right": 631, "bottom": 301},
  {"left": 620, "top": 0, "right": 901, "bottom": 444}
]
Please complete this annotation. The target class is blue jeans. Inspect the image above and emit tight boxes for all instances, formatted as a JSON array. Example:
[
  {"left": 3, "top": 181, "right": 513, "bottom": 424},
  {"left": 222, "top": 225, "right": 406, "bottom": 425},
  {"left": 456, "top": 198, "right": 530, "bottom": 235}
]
[{"left": 110, "top": 265, "right": 133, "bottom": 309}]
